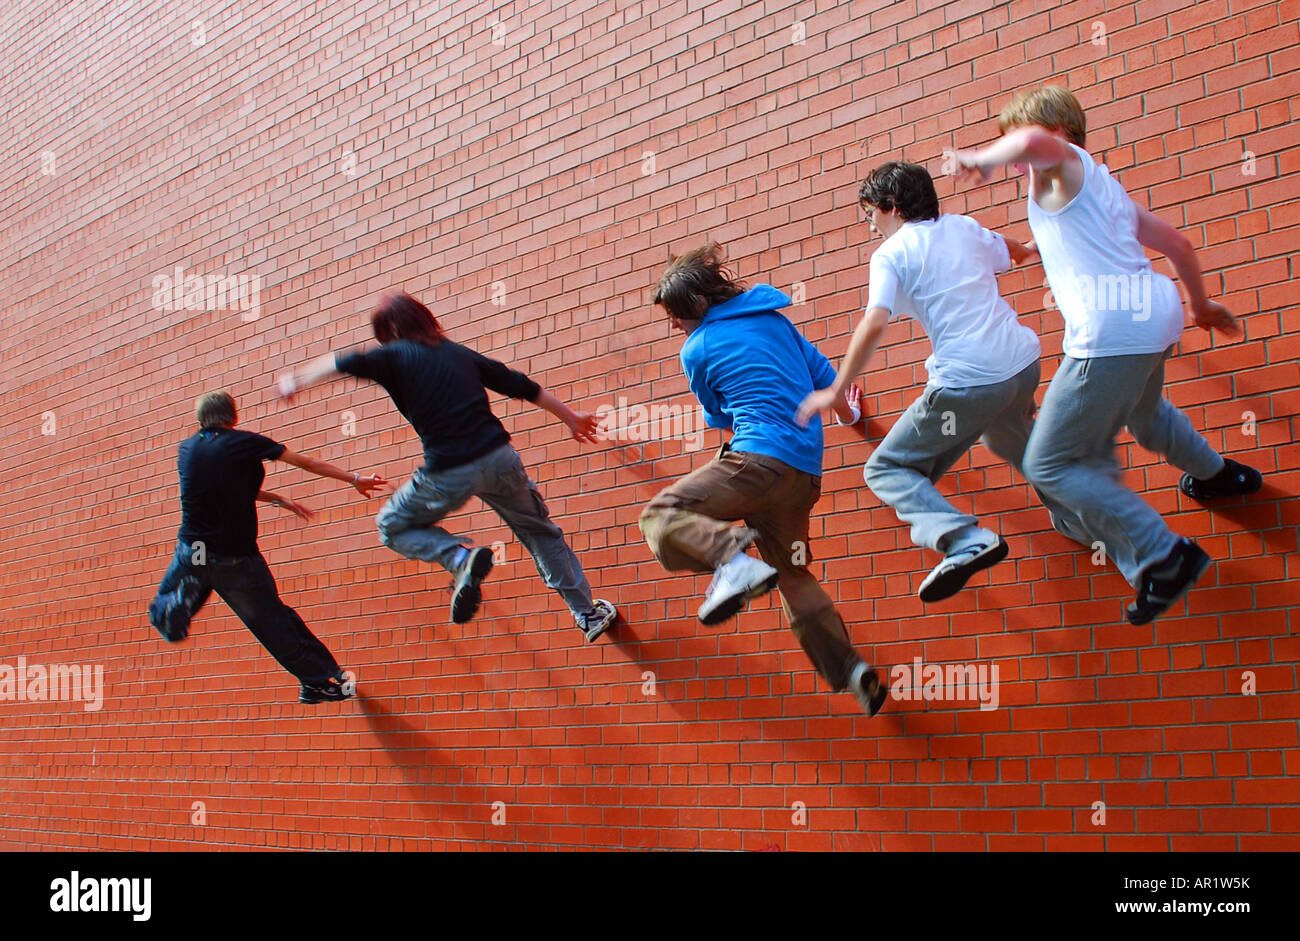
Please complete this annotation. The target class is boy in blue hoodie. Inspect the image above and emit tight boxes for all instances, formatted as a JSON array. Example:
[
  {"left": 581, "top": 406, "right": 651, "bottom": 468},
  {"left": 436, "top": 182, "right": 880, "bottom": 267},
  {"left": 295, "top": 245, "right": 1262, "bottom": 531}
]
[{"left": 639, "top": 243, "right": 888, "bottom": 716}]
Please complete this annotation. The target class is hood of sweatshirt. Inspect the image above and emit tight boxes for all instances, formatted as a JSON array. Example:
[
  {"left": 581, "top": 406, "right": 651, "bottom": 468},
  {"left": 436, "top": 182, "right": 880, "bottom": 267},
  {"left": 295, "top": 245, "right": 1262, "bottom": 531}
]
[{"left": 703, "top": 284, "right": 792, "bottom": 320}]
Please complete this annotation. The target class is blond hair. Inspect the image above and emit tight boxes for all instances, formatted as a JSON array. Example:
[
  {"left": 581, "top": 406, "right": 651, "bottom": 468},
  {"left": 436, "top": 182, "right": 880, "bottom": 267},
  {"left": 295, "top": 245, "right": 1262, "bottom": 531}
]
[{"left": 998, "top": 86, "right": 1086, "bottom": 146}]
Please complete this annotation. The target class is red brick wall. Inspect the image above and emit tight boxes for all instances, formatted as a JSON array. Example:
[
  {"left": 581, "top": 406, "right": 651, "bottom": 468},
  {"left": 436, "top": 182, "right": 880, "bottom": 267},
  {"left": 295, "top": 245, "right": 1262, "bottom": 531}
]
[{"left": 2, "top": 0, "right": 1296, "bottom": 850}]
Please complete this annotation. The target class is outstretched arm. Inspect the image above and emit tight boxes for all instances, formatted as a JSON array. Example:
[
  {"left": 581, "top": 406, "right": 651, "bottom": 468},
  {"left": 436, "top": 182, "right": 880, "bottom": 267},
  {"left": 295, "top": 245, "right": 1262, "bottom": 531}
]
[
  {"left": 276, "top": 449, "right": 387, "bottom": 497},
  {"left": 532, "top": 388, "right": 601, "bottom": 443},
  {"left": 954, "top": 126, "right": 1072, "bottom": 182},
  {"left": 1134, "top": 204, "right": 1239, "bottom": 336},
  {"left": 277, "top": 354, "right": 341, "bottom": 400},
  {"left": 256, "top": 489, "right": 314, "bottom": 521},
  {"left": 1003, "top": 234, "right": 1039, "bottom": 265},
  {"left": 796, "top": 307, "right": 889, "bottom": 427}
]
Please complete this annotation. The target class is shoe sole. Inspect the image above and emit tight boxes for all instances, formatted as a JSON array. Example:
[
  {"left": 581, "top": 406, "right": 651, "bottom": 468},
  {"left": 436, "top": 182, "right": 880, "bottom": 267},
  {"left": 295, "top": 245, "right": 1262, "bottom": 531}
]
[
  {"left": 1125, "top": 550, "right": 1212, "bottom": 626},
  {"left": 698, "top": 571, "right": 780, "bottom": 626},
  {"left": 918, "top": 538, "right": 1010, "bottom": 603},
  {"left": 451, "top": 549, "right": 495, "bottom": 623},
  {"left": 299, "top": 689, "right": 353, "bottom": 704}
]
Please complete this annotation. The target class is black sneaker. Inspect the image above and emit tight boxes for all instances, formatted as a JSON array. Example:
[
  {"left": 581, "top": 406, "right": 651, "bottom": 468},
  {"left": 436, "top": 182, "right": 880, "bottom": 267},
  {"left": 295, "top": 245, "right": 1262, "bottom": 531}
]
[
  {"left": 1125, "top": 538, "right": 1212, "bottom": 625},
  {"left": 1179, "top": 459, "right": 1262, "bottom": 501},
  {"left": 299, "top": 671, "right": 354, "bottom": 704},
  {"left": 450, "top": 546, "right": 495, "bottom": 624},
  {"left": 849, "top": 661, "right": 888, "bottom": 717},
  {"left": 576, "top": 599, "right": 618, "bottom": 642},
  {"left": 158, "top": 575, "right": 204, "bottom": 642}
]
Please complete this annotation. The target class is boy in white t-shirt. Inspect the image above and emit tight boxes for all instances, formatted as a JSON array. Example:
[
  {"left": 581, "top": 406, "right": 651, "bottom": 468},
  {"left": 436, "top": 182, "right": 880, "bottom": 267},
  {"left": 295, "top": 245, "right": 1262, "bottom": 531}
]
[
  {"left": 955, "top": 86, "right": 1261, "bottom": 625},
  {"left": 798, "top": 161, "right": 1053, "bottom": 603}
]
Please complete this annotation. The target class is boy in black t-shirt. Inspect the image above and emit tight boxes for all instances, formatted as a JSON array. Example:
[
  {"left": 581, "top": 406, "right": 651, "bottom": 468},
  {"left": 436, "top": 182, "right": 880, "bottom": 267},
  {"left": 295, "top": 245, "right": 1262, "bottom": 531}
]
[
  {"left": 276, "top": 291, "right": 618, "bottom": 641},
  {"left": 148, "top": 391, "right": 386, "bottom": 703}
]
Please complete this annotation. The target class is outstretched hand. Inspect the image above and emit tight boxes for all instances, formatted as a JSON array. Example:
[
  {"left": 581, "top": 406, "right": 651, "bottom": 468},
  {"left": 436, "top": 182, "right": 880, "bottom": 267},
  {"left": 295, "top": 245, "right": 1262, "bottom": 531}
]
[
  {"left": 275, "top": 373, "right": 298, "bottom": 403},
  {"left": 796, "top": 387, "right": 840, "bottom": 427},
  {"left": 567, "top": 411, "right": 602, "bottom": 443},
  {"left": 281, "top": 498, "right": 314, "bottom": 522},
  {"left": 953, "top": 150, "right": 993, "bottom": 185},
  {"left": 1193, "top": 300, "right": 1240, "bottom": 338},
  {"left": 352, "top": 473, "right": 389, "bottom": 498}
]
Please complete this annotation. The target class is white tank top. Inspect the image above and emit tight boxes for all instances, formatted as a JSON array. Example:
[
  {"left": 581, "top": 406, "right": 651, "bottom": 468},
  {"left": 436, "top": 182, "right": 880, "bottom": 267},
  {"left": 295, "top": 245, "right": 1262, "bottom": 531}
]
[{"left": 1028, "top": 142, "right": 1184, "bottom": 359}]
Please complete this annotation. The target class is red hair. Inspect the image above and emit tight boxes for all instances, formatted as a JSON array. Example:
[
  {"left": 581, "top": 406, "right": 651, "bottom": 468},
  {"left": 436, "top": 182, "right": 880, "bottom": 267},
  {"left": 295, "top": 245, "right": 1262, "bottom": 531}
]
[{"left": 370, "top": 291, "right": 444, "bottom": 346}]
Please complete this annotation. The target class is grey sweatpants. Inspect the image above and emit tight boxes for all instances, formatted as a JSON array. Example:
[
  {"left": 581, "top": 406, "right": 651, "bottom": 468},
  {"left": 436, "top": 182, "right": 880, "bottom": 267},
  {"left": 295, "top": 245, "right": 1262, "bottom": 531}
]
[
  {"left": 864, "top": 360, "right": 1056, "bottom": 552},
  {"left": 375, "top": 443, "right": 596, "bottom": 617},
  {"left": 1021, "top": 346, "right": 1224, "bottom": 586}
]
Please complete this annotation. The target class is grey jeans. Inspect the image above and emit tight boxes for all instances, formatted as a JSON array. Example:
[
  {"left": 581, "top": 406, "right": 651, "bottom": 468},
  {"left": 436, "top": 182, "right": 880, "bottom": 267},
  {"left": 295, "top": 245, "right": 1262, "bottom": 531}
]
[
  {"left": 376, "top": 443, "right": 596, "bottom": 617},
  {"left": 1022, "top": 346, "right": 1224, "bottom": 586},
  {"left": 864, "top": 360, "right": 1051, "bottom": 552}
]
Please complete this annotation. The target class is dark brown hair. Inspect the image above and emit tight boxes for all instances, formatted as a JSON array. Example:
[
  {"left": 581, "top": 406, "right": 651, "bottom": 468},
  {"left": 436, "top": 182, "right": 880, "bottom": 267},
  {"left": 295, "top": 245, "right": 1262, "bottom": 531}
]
[
  {"left": 370, "top": 291, "right": 445, "bottom": 346},
  {"left": 195, "top": 391, "right": 236, "bottom": 428},
  {"left": 652, "top": 242, "right": 747, "bottom": 322},
  {"left": 859, "top": 161, "right": 940, "bottom": 222}
]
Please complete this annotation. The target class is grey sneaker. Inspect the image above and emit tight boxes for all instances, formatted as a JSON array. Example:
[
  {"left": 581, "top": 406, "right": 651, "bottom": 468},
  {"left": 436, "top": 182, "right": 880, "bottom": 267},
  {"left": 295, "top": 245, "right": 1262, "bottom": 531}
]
[
  {"left": 849, "top": 660, "right": 888, "bottom": 717},
  {"left": 576, "top": 599, "right": 618, "bottom": 642},
  {"left": 918, "top": 531, "right": 1008, "bottom": 603},
  {"left": 698, "top": 552, "right": 779, "bottom": 626}
]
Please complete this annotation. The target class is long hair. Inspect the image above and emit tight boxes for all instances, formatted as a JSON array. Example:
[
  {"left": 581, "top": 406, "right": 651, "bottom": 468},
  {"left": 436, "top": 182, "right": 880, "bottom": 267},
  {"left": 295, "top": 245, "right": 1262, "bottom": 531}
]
[
  {"left": 370, "top": 291, "right": 445, "bottom": 346},
  {"left": 652, "top": 242, "right": 747, "bottom": 322}
]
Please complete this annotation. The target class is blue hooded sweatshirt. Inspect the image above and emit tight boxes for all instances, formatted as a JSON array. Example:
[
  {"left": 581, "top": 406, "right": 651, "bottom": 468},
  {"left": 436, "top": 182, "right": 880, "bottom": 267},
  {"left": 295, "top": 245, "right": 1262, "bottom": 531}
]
[{"left": 679, "top": 284, "right": 837, "bottom": 477}]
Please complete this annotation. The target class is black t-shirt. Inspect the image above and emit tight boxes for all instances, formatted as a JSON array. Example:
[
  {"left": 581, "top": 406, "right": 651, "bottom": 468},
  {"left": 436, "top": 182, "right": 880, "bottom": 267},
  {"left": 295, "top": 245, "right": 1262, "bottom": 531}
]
[
  {"left": 176, "top": 426, "right": 286, "bottom": 555},
  {"left": 335, "top": 339, "right": 541, "bottom": 470}
]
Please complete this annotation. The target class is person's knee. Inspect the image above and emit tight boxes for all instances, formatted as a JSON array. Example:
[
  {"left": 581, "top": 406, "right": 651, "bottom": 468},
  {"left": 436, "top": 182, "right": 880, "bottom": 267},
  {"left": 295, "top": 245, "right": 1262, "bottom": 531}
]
[
  {"left": 376, "top": 510, "right": 402, "bottom": 547},
  {"left": 1021, "top": 442, "right": 1062, "bottom": 490},
  {"left": 862, "top": 452, "right": 892, "bottom": 489},
  {"left": 638, "top": 504, "right": 665, "bottom": 551}
]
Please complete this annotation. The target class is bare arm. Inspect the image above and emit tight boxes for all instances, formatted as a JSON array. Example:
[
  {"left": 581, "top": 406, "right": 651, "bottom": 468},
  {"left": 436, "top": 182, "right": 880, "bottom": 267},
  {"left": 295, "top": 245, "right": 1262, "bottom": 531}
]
[
  {"left": 795, "top": 307, "right": 889, "bottom": 426},
  {"left": 276, "top": 449, "right": 388, "bottom": 496},
  {"left": 532, "top": 387, "right": 601, "bottom": 443},
  {"left": 955, "top": 126, "right": 1072, "bottom": 179},
  {"left": 277, "top": 353, "right": 341, "bottom": 399},
  {"left": 1003, "top": 234, "right": 1039, "bottom": 265},
  {"left": 832, "top": 306, "right": 891, "bottom": 397},
  {"left": 256, "top": 489, "right": 313, "bottom": 521},
  {"left": 1133, "top": 204, "right": 1238, "bottom": 335}
]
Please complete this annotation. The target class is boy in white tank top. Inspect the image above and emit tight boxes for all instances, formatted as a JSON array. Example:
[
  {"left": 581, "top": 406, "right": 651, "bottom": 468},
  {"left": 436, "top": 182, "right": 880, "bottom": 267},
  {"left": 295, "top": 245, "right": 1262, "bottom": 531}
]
[{"left": 954, "top": 86, "right": 1261, "bottom": 626}]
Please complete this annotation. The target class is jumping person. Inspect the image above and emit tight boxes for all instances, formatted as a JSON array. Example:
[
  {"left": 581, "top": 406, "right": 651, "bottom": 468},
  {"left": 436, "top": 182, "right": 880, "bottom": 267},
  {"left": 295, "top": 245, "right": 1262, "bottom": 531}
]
[
  {"left": 148, "top": 391, "right": 387, "bottom": 703},
  {"left": 954, "top": 85, "right": 1262, "bottom": 624},
  {"left": 275, "top": 291, "right": 618, "bottom": 641},
  {"left": 639, "top": 243, "right": 888, "bottom": 716},
  {"left": 797, "top": 161, "right": 1053, "bottom": 602}
]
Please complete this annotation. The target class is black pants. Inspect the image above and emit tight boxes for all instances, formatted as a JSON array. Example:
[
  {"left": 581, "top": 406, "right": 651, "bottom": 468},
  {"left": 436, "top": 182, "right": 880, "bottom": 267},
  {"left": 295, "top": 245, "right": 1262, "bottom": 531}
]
[{"left": 148, "top": 541, "right": 340, "bottom": 686}]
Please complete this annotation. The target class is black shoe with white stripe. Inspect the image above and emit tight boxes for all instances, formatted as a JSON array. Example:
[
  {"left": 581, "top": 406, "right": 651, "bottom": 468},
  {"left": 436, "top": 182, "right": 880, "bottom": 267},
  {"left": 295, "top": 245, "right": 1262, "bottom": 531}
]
[
  {"left": 1125, "top": 538, "right": 1212, "bottom": 626},
  {"left": 450, "top": 546, "right": 495, "bottom": 624},
  {"left": 918, "top": 533, "right": 1009, "bottom": 603},
  {"left": 299, "top": 671, "right": 354, "bottom": 704}
]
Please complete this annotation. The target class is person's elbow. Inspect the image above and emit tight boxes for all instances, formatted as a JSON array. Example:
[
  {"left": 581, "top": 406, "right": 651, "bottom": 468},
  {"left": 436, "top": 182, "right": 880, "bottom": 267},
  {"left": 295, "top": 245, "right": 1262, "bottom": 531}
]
[{"left": 705, "top": 411, "right": 731, "bottom": 430}]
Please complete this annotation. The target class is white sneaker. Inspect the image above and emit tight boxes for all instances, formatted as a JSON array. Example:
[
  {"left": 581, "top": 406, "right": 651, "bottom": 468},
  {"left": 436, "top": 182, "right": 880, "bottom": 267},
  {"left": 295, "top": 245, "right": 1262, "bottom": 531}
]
[
  {"left": 698, "top": 552, "right": 779, "bottom": 626},
  {"left": 918, "top": 528, "right": 1008, "bottom": 603}
]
